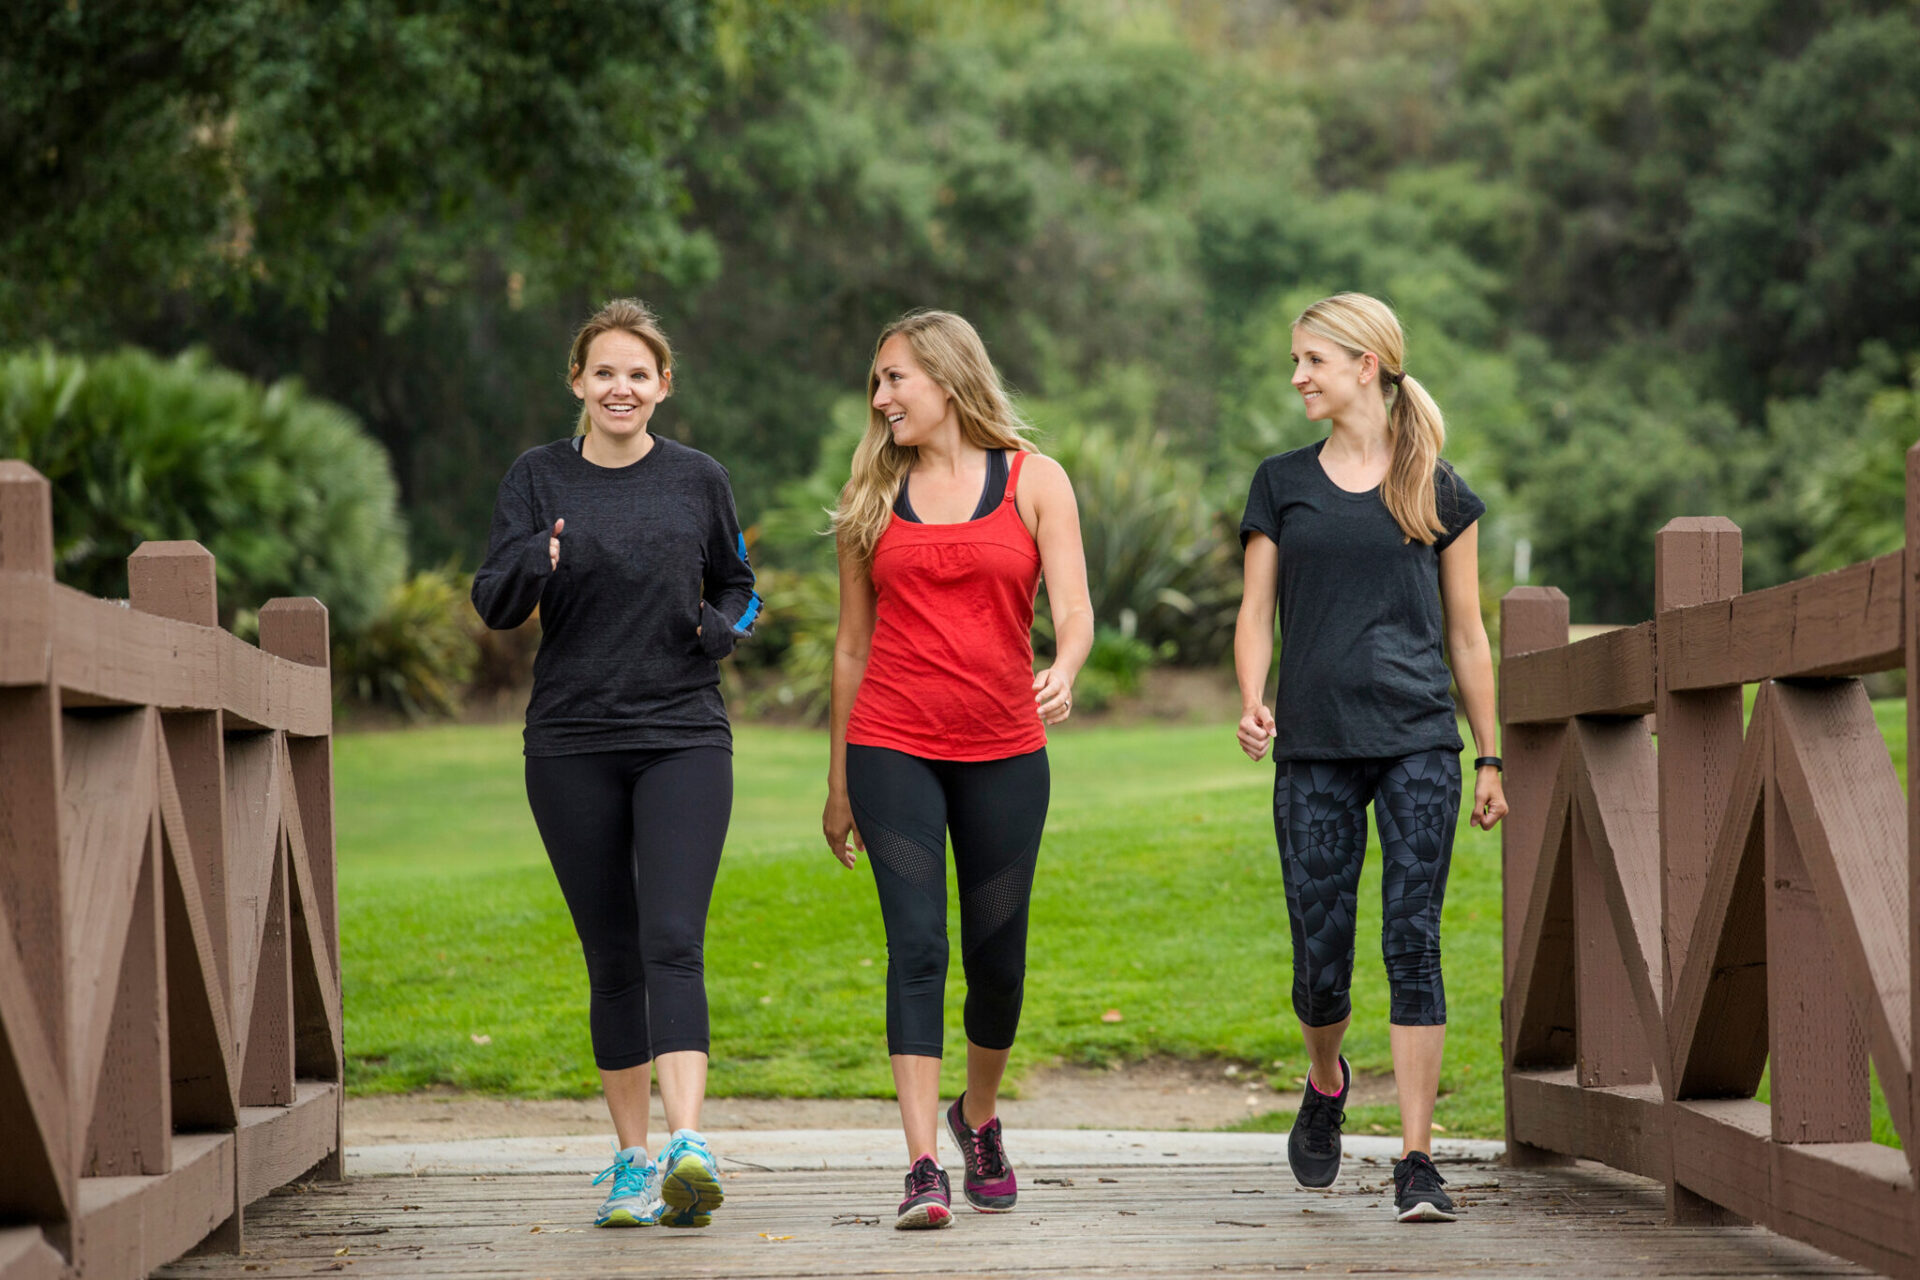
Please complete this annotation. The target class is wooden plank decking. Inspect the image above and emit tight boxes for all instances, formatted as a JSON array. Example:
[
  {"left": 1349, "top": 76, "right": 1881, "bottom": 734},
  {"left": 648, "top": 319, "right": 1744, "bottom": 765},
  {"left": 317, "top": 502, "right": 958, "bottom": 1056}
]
[{"left": 154, "top": 1159, "right": 1871, "bottom": 1278}]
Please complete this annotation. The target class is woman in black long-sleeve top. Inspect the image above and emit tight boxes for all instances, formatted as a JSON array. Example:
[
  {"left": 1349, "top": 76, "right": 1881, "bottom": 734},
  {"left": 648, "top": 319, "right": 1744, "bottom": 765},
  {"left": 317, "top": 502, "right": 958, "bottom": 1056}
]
[{"left": 472, "top": 298, "right": 759, "bottom": 1231}]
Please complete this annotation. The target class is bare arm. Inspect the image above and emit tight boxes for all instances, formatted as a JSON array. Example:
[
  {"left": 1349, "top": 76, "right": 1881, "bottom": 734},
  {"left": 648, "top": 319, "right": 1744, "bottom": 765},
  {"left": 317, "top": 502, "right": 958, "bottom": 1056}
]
[
  {"left": 1439, "top": 521, "right": 1507, "bottom": 829},
  {"left": 823, "top": 535, "right": 877, "bottom": 868},
  {"left": 1021, "top": 454, "right": 1094, "bottom": 724},
  {"left": 1234, "top": 534, "right": 1280, "bottom": 761}
]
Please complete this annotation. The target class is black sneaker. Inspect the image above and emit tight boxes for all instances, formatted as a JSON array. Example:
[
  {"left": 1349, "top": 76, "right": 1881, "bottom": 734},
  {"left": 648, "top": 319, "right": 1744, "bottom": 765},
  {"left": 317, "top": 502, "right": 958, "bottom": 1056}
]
[
  {"left": 894, "top": 1155, "right": 953, "bottom": 1230},
  {"left": 1286, "top": 1055, "right": 1349, "bottom": 1188},
  {"left": 1392, "top": 1150, "right": 1457, "bottom": 1222}
]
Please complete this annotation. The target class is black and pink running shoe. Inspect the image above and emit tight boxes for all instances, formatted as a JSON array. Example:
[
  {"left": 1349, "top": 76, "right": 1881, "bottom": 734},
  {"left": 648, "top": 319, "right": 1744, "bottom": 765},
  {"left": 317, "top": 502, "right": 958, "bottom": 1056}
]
[
  {"left": 895, "top": 1155, "right": 953, "bottom": 1230},
  {"left": 946, "top": 1094, "right": 1018, "bottom": 1211}
]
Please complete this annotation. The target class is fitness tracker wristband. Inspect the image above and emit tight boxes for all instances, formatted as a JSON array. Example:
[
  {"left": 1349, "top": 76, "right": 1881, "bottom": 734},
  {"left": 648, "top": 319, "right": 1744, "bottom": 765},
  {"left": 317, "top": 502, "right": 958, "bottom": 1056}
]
[{"left": 1473, "top": 756, "right": 1503, "bottom": 771}]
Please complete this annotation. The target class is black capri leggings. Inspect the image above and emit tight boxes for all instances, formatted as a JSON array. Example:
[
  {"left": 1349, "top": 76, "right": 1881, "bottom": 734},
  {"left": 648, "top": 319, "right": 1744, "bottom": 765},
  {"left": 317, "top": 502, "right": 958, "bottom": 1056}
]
[
  {"left": 525, "top": 746, "right": 731, "bottom": 1070},
  {"left": 845, "top": 744, "right": 1049, "bottom": 1058},
  {"left": 1274, "top": 748, "right": 1460, "bottom": 1028}
]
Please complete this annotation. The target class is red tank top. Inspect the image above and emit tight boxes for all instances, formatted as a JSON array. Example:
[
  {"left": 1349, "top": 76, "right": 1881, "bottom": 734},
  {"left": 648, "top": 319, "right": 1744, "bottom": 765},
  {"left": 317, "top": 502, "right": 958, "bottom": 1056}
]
[{"left": 846, "top": 450, "right": 1047, "bottom": 762}]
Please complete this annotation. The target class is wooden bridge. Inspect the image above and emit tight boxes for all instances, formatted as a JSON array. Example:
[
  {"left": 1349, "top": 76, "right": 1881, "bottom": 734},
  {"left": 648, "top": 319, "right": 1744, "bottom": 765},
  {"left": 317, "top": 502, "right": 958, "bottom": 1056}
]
[
  {"left": 0, "top": 462, "right": 341, "bottom": 1280},
  {"left": 1495, "top": 448, "right": 1920, "bottom": 1277},
  {"left": 6, "top": 444, "right": 1920, "bottom": 1278}
]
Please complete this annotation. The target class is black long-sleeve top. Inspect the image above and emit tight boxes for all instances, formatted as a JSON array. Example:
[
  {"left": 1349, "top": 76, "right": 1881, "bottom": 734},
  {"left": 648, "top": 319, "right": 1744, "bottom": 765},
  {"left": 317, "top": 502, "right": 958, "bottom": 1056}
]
[{"left": 472, "top": 436, "right": 761, "bottom": 757}]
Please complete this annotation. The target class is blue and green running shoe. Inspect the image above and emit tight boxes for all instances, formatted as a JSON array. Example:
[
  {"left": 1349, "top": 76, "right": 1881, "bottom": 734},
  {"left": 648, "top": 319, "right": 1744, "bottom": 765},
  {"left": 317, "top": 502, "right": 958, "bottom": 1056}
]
[
  {"left": 590, "top": 1144, "right": 662, "bottom": 1227},
  {"left": 658, "top": 1129, "right": 725, "bottom": 1228}
]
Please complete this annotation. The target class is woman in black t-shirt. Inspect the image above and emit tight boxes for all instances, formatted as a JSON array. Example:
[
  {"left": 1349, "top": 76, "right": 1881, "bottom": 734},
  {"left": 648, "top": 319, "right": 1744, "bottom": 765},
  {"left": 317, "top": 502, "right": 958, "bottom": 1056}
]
[{"left": 1233, "top": 292, "right": 1507, "bottom": 1224}]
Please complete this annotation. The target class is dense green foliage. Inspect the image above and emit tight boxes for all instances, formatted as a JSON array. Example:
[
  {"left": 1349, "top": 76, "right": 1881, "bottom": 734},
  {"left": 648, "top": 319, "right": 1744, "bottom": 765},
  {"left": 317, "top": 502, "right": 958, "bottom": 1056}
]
[
  {"left": 0, "top": 345, "right": 406, "bottom": 631},
  {"left": 7, "top": 1, "right": 1917, "bottom": 626},
  {"left": 2, "top": 0, "right": 763, "bottom": 563}
]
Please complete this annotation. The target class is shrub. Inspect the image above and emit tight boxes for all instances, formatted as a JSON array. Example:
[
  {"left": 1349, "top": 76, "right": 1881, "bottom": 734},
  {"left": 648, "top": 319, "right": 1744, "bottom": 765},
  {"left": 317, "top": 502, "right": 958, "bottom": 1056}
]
[
  {"left": 1070, "top": 624, "right": 1170, "bottom": 712},
  {"left": 741, "top": 566, "right": 840, "bottom": 723},
  {"left": 333, "top": 569, "right": 479, "bottom": 721},
  {"left": 0, "top": 345, "right": 406, "bottom": 632},
  {"left": 1034, "top": 408, "right": 1240, "bottom": 665}
]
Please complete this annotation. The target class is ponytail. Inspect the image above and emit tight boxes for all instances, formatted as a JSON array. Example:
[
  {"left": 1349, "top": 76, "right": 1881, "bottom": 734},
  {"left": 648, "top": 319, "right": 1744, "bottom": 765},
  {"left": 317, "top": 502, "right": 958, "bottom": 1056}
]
[
  {"left": 1294, "top": 292, "right": 1447, "bottom": 544},
  {"left": 1381, "top": 374, "right": 1447, "bottom": 545}
]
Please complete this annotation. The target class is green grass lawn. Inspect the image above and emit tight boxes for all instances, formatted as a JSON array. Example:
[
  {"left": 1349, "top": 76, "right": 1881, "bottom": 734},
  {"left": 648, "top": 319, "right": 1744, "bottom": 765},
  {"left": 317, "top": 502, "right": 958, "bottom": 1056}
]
[{"left": 338, "top": 701, "right": 1906, "bottom": 1141}]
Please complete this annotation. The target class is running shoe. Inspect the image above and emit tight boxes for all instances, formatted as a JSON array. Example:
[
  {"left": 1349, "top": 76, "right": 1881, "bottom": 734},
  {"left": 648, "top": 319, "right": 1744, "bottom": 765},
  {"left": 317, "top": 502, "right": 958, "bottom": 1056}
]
[
  {"left": 590, "top": 1144, "right": 663, "bottom": 1227},
  {"left": 1393, "top": 1150, "right": 1457, "bottom": 1222},
  {"left": 895, "top": 1154, "right": 953, "bottom": 1230},
  {"left": 946, "top": 1094, "right": 1018, "bottom": 1211},
  {"left": 658, "top": 1129, "right": 725, "bottom": 1228},
  {"left": 1287, "top": 1055, "right": 1349, "bottom": 1189}
]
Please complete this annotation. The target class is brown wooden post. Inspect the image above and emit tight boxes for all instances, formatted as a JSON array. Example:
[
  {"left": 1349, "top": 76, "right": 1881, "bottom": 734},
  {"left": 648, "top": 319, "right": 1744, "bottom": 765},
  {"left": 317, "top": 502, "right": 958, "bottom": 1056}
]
[
  {"left": 129, "top": 542, "right": 235, "bottom": 1130},
  {"left": 0, "top": 462, "right": 74, "bottom": 1248},
  {"left": 1500, "top": 588, "right": 1570, "bottom": 983},
  {"left": 258, "top": 601, "right": 336, "bottom": 983},
  {"left": 1653, "top": 518, "right": 1743, "bottom": 1007},
  {"left": 1653, "top": 518, "right": 1745, "bottom": 1223},
  {"left": 127, "top": 539, "right": 243, "bottom": 1253},
  {"left": 1906, "top": 441, "right": 1920, "bottom": 1275},
  {"left": 258, "top": 596, "right": 342, "bottom": 1180},
  {"left": 1499, "top": 586, "right": 1575, "bottom": 1167}
]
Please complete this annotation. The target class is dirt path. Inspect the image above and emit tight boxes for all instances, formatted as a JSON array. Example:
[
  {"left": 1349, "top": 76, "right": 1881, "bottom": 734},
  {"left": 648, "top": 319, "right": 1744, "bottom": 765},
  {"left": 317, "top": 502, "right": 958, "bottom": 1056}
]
[{"left": 346, "top": 1057, "right": 1399, "bottom": 1144}]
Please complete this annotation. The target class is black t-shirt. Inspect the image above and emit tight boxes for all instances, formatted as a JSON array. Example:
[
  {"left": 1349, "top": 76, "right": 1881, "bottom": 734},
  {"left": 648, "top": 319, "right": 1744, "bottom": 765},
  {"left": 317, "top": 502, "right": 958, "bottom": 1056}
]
[
  {"left": 1239, "top": 440, "right": 1485, "bottom": 762},
  {"left": 471, "top": 436, "right": 761, "bottom": 757}
]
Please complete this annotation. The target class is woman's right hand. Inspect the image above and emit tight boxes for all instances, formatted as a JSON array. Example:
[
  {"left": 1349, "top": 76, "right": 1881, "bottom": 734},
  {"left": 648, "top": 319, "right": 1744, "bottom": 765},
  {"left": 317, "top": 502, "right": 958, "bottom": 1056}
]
[
  {"left": 1237, "top": 703, "right": 1277, "bottom": 761},
  {"left": 548, "top": 517, "right": 565, "bottom": 571},
  {"left": 823, "top": 790, "right": 863, "bottom": 869}
]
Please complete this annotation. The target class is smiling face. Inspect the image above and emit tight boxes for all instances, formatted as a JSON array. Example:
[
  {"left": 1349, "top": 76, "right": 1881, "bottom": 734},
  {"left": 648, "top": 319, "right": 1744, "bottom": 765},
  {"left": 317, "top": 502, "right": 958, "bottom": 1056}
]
[
  {"left": 1289, "top": 325, "right": 1377, "bottom": 423},
  {"left": 870, "top": 333, "right": 957, "bottom": 448},
  {"left": 571, "top": 329, "right": 670, "bottom": 443}
]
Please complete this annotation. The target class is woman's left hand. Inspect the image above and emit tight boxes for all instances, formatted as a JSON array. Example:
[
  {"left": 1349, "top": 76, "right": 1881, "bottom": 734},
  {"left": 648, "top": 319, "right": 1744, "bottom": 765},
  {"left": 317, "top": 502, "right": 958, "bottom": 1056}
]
[
  {"left": 1033, "top": 667, "right": 1075, "bottom": 725},
  {"left": 1471, "top": 765, "right": 1508, "bottom": 830}
]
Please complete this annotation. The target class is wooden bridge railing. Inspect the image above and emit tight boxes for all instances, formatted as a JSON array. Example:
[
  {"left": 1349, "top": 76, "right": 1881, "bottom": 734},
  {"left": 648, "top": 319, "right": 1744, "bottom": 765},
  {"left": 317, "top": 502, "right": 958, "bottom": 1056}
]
[
  {"left": 0, "top": 462, "right": 342, "bottom": 1280},
  {"left": 1500, "top": 443, "right": 1920, "bottom": 1276}
]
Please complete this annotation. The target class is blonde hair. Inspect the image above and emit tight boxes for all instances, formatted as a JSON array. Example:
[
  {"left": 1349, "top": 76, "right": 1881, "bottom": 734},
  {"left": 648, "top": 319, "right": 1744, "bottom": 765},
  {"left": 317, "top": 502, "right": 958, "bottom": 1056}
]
[
  {"left": 830, "top": 310, "right": 1034, "bottom": 568},
  {"left": 1294, "top": 292, "right": 1448, "bottom": 544},
  {"left": 566, "top": 298, "right": 674, "bottom": 437}
]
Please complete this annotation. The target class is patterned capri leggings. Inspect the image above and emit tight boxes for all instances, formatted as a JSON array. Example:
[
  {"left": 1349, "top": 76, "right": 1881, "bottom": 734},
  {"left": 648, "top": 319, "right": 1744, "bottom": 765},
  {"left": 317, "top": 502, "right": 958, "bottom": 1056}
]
[{"left": 1273, "top": 748, "right": 1461, "bottom": 1028}]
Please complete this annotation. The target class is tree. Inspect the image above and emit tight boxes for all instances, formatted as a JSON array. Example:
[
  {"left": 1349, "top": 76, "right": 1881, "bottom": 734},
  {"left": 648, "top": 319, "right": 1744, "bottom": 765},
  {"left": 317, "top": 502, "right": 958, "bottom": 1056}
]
[
  {"left": 3, "top": 0, "right": 724, "bottom": 341},
  {"left": 3, "top": 0, "right": 746, "bottom": 563},
  {"left": 1686, "top": 12, "right": 1920, "bottom": 405},
  {"left": 1788, "top": 347, "right": 1920, "bottom": 573}
]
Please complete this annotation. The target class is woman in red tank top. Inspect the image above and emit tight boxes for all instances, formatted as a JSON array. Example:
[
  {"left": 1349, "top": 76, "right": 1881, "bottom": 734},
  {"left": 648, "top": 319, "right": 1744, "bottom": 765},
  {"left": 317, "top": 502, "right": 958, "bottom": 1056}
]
[{"left": 823, "top": 311, "right": 1094, "bottom": 1230}]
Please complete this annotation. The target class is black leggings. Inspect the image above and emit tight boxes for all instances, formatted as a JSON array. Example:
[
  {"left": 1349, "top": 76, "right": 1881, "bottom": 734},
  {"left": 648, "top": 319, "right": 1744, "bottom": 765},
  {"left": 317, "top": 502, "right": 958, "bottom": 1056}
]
[
  {"left": 525, "top": 747, "right": 731, "bottom": 1070},
  {"left": 1274, "top": 748, "right": 1460, "bottom": 1028},
  {"left": 845, "top": 745, "right": 1049, "bottom": 1057}
]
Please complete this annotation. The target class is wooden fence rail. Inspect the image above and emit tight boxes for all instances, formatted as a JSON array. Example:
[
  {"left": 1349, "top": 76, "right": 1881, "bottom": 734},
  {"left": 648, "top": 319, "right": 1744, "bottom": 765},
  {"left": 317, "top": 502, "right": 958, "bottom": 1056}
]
[
  {"left": 0, "top": 461, "right": 342, "bottom": 1280},
  {"left": 1500, "top": 442, "right": 1920, "bottom": 1277}
]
